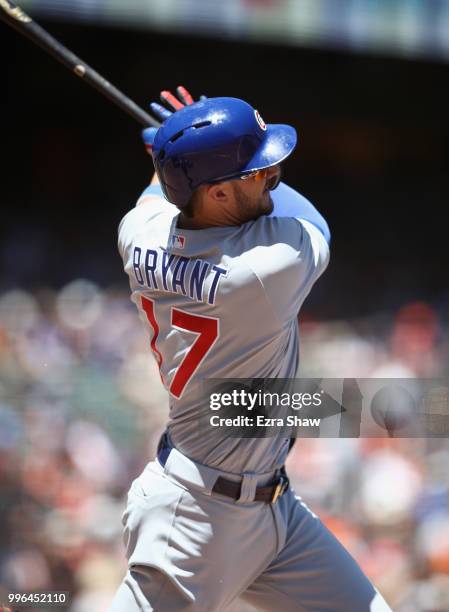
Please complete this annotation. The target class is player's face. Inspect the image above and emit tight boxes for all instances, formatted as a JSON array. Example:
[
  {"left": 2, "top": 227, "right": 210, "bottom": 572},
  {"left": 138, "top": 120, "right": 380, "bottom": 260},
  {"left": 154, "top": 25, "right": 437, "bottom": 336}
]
[{"left": 231, "top": 165, "right": 280, "bottom": 222}]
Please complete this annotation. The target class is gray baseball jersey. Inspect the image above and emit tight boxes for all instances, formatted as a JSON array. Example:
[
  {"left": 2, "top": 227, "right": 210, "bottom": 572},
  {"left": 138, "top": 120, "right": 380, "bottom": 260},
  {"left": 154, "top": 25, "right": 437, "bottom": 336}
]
[
  {"left": 111, "top": 183, "right": 393, "bottom": 612},
  {"left": 118, "top": 182, "right": 329, "bottom": 474}
]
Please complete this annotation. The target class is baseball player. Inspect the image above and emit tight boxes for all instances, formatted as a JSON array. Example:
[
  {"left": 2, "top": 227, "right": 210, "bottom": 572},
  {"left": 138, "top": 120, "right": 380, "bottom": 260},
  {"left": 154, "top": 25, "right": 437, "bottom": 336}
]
[{"left": 110, "top": 88, "right": 392, "bottom": 611}]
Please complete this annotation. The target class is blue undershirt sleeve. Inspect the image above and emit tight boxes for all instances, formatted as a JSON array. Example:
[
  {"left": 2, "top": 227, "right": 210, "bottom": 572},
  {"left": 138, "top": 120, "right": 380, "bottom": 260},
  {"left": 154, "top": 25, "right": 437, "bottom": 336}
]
[
  {"left": 269, "top": 182, "right": 331, "bottom": 244},
  {"left": 139, "top": 184, "right": 165, "bottom": 199}
]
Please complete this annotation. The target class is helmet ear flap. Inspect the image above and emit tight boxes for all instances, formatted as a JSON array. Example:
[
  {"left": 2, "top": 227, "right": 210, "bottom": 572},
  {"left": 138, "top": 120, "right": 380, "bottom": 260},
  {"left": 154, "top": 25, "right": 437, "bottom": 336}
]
[{"left": 152, "top": 152, "right": 171, "bottom": 202}]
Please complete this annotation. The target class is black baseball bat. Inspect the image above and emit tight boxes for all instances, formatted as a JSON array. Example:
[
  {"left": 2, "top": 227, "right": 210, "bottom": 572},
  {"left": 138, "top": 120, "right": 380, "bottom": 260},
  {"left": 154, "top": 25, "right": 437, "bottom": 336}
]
[{"left": 0, "top": 0, "right": 160, "bottom": 127}]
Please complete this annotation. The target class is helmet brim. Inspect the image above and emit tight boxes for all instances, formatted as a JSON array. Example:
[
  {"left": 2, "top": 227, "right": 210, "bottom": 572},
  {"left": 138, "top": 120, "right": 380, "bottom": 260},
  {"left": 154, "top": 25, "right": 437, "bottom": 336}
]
[{"left": 242, "top": 123, "right": 297, "bottom": 173}]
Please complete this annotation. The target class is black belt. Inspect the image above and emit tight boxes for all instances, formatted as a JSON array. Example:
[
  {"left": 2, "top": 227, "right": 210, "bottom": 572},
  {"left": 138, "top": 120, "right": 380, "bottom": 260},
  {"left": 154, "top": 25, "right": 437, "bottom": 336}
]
[{"left": 157, "top": 433, "right": 289, "bottom": 504}]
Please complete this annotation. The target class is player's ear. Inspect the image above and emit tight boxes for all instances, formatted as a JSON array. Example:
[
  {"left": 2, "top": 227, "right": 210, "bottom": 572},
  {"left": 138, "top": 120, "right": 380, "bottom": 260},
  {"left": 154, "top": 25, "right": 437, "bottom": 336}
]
[{"left": 205, "top": 183, "right": 232, "bottom": 203}]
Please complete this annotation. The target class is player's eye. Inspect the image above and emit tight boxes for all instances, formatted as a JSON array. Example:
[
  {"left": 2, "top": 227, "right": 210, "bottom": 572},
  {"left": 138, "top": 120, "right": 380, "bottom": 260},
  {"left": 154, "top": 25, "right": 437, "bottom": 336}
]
[
  {"left": 240, "top": 166, "right": 281, "bottom": 190},
  {"left": 240, "top": 168, "right": 269, "bottom": 182},
  {"left": 253, "top": 169, "right": 268, "bottom": 181},
  {"left": 240, "top": 170, "right": 262, "bottom": 181}
]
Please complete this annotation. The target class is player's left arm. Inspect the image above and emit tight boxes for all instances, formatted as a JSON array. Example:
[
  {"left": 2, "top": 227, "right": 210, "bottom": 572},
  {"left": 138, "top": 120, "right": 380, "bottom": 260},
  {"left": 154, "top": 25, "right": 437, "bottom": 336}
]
[
  {"left": 251, "top": 184, "right": 331, "bottom": 321},
  {"left": 270, "top": 182, "right": 331, "bottom": 244}
]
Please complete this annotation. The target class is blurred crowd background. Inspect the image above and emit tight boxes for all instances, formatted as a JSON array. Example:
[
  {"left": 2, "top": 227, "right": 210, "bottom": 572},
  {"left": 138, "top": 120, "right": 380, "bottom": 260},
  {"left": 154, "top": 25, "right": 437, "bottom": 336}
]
[
  {"left": 2, "top": 0, "right": 449, "bottom": 610},
  {"left": 1, "top": 286, "right": 449, "bottom": 611}
]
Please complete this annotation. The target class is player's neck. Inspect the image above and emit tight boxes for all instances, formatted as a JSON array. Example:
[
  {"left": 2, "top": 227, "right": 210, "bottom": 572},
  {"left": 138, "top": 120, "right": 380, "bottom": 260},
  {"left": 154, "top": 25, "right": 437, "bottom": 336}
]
[
  {"left": 177, "top": 211, "right": 242, "bottom": 230},
  {"left": 176, "top": 214, "right": 209, "bottom": 230}
]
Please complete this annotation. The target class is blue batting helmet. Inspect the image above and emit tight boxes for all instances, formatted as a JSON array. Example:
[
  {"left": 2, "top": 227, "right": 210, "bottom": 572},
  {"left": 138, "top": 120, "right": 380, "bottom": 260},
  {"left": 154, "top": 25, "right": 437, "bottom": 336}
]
[{"left": 151, "top": 97, "right": 297, "bottom": 208}]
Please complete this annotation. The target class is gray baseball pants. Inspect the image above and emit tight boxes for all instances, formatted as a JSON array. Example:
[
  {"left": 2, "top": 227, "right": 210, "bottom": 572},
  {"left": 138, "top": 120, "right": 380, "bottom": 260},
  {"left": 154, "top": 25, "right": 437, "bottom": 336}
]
[{"left": 109, "top": 447, "right": 392, "bottom": 611}]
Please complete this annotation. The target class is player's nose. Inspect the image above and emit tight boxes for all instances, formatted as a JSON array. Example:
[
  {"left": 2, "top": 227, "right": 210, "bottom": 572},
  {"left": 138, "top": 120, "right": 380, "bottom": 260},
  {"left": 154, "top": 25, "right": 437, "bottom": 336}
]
[
  {"left": 266, "top": 165, "right": 279, "bottom": 178},
  {"left": 265, "top": 164, "right": 281, "bottom": 190}
]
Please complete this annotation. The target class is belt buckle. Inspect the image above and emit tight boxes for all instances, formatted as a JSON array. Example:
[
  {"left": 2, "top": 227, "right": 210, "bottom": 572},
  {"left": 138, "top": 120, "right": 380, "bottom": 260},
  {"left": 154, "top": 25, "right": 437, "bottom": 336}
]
[{"left": 271, "top": 474, "right": 288, "bottom": 504}]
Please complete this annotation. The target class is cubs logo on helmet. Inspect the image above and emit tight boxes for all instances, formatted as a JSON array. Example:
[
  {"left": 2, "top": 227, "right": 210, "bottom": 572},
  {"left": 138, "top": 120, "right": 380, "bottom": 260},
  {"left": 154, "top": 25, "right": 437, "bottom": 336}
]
[{"left": 254, "top": 110, "right": 267, "bottom": 131}]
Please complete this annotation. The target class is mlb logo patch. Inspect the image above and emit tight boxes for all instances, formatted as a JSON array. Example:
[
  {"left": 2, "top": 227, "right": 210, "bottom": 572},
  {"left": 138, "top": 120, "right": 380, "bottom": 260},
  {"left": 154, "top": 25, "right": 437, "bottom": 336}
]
[{"left": 171, "top": 233, "right": 186, "bottom": 249}]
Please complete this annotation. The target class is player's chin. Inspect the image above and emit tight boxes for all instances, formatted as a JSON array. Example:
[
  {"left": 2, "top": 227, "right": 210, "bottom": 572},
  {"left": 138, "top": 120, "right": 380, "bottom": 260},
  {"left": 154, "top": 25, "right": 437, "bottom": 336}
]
[
  {"left": 249, "top": 193, "right": 273, "bottom": 221},
  {"left": 261, "top": 192, "right": 274, "bottom": 216}
]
